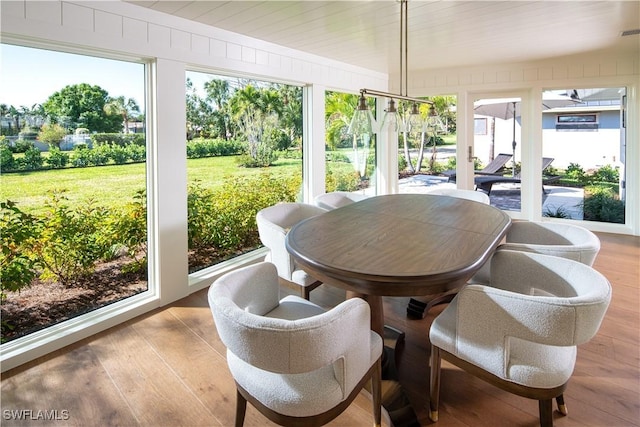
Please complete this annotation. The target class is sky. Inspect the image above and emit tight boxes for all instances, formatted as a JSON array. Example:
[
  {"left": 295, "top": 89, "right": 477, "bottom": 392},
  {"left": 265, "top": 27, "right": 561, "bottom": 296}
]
[
  {"left": 0, "top": 44, "right": 146, "bottom": 110},
  {"left": 0, "top": 43, "right": 253, "bottom": 113}
]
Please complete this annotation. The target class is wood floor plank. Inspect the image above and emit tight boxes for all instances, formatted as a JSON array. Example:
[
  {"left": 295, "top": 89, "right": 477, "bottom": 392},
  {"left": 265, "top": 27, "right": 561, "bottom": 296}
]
[
  {"left": 1, "top": 341, "right": 139, "bottom": 427},
  {"left": 88, "top": 317, "right": 216, "bottom": 426}
]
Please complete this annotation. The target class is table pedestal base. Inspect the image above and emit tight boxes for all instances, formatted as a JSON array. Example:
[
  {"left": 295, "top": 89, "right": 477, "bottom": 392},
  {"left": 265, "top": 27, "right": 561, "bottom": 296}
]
[{"left": 381, "top": 325, "right": 419, "bottom": 427}]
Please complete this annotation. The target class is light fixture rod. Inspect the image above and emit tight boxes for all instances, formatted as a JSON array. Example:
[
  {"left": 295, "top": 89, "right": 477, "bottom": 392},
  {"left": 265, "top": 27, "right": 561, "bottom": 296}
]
[
  {"left": 401, "top": 0, "right": 408, "bottom": 97},
  {"left": 358, "top": 0, "right": 432, "bottom": 107},
  {"left": 360, "top": 88, "right": 433, "bottom": 105}
]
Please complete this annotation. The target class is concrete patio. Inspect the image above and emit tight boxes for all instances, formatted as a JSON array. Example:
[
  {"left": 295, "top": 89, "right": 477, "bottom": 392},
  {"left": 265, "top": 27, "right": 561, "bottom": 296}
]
[{"left": 398, "top": 174, "right": 585, "bottom": 220}]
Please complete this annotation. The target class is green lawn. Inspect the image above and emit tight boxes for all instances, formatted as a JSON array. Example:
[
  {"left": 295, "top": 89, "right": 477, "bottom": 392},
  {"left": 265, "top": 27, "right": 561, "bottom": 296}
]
[{"left": 0, "top": 156, "right": 302, "bottom": 214}]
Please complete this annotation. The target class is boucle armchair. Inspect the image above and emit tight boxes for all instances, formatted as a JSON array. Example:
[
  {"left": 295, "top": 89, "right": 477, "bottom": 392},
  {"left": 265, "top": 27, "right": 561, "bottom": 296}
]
[
  {"left": 256, "top": 202, "right": 326, "bottom": 299},
  {"left": 209, "top": 262, "right": 383, "bottom": 427},
  {"left": 429, "top": 250, "right": 611, "bottom": 427},
  {"left": 313, "top": 191, "right": 369, "bottom": 210},
  {"left": 471, "top": 221, "right": 601, "bottom": 285}
]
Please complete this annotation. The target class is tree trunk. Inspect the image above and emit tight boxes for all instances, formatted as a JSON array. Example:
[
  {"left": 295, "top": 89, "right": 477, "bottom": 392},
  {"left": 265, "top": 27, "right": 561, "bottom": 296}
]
[
  {"left": 416, "top": 132, "right": 426, "bottom": 172},
  {"left": 402, "top": 132, "right": 414, "bottom": 173}
]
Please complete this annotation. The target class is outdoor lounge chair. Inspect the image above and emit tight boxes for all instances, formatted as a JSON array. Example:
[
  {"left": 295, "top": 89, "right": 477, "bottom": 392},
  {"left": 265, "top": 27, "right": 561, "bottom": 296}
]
[
  {"left": 441, "top": 153, "right": 512, "bottom": 182},
  {"left": 474, "top": 157, "right": 558, "bottom": 195}
]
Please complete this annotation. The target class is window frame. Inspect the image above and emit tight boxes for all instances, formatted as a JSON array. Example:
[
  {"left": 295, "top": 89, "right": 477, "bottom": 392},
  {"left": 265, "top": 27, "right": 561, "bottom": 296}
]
[{"left": 0, "top": 40, "right": 160, "bottom": 371}]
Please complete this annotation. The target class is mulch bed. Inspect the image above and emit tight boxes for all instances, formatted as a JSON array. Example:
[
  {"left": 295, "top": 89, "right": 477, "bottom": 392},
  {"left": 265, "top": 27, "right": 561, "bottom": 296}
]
[
  {"left": 1, "top": 247, "right": 262, "bottom": 343},
  {"left": 1, "top": 258, "right": 147, "bottom": 343}
]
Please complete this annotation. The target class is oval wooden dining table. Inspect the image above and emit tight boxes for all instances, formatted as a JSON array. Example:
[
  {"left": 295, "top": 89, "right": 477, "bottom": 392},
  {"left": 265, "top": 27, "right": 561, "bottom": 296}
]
[
  {"left": 286, "top": 193, "right": 511, "bottom": 425},
  {"left": 285, "top": 193, "right": 512, "bottom": 340}
]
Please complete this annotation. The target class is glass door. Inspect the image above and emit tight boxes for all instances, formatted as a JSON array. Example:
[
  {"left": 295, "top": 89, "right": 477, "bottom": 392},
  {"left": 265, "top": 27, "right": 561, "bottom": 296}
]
[{"left": 472, "top": 95, "right": 523, "bottom": 213}]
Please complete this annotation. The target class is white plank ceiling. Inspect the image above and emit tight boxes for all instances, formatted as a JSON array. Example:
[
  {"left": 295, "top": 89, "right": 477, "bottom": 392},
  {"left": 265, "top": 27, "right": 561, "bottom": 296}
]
[{"left": 127, "top": 1, "right": 640, "bottom": 74}]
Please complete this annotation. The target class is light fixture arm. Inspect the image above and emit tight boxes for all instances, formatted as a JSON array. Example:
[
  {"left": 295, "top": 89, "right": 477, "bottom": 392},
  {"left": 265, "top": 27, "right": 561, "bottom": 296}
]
[{"left": 360, "top": 88, "right": 433, "bottom": 106}]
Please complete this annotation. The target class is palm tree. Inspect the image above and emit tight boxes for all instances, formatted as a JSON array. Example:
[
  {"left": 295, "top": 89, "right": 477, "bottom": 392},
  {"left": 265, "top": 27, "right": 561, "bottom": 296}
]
[
  {"left": 25, "top": 103, "right": 46, "bottom": 128},
  {"left": 0, "top": 104, "right": 10, "bottom": 133},
  {"left": 325, "top": 92, "right": 359, "bottom": 151},
  {"left": 204, "top": 79, "right": 232, "bottom": 139},
  {"left": 104, "top": 96, "right": 140, "bottom": 133},
  {"left": 8, "top": 105, "right": 22, "bottom": 132},
  {"left": 277, "top": 85, "right": 302, "bottom": 150}
]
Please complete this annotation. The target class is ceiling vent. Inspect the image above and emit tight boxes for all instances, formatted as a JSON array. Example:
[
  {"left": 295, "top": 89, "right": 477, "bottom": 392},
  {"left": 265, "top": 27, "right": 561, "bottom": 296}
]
[{"left": 621, "top": 29, "right": 640, "bottom": 36}]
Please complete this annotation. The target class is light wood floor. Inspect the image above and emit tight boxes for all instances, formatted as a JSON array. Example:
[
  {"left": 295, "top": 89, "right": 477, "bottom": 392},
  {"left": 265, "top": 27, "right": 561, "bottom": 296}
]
[{"left": 2, "top": 232, "right": 638, "bottom": 426}]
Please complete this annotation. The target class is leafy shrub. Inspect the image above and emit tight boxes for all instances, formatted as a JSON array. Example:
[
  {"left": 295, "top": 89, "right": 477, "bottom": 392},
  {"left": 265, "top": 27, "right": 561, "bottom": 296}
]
[
  {"left": 90, "top": 144, "right": 111, "bottom": 166},
  {"left": 91, "top": 133, "right": 145, "bottom": 147},
  {"left": 326, "top": 152, "right": 351, "bottom": 163},
  {"left": 398, "top": 155, "right": 408, "bottom": 172},
  {"left": 325, "top": 168, "right": 361, "bottom": 192},
  {"left": 565, "top": 163, "right": 585, "bottom": 182},
  {"left": 38, "top": 123, "right": 67, "bottom": 148},
  {"left": 186, "top": 138, "right": 243, "bottom": 158},
  {"left": 20, "top": 147, "right": 44, "bottom": 170},
  {"left": 129, "top": 134, "right": 146, "bottom": 146},
  {"left": 279, "top": 149, "right": 303, "bottom": 160},
  {"left": 46, "top": 147, "right": 70, "bottom": 169},
  {"left": 582, "top": 185, "right": 625, "bottom": 224},
  {"left": 126, "top": 143, "right": 146, "bottom": 162},
  {"left": 592, "top": 164, "right": 619, "bottom": 183},
  {"left": 431, "top": 135, "right": 445, "bottom": 146},
  {"left": 31, "top": 192, "right": 110, "bottom": 286},
  {"left": 0, "top": 145, "right": 16, "bottom": 171},
  {"left": 0, "top": 201, "right": 42, "bottom": 302},
  {"left": 71, "top": 146, "right": 93, "bottom": 167},
  {"left": 188, "top": 173, "right": 299, "bottom": 255},
  {"left": 109, "top": 144, "right": 130, "bottom": 164},
  {"left": 269, "top": 128, "right": 291, "bottom": 151},
  {"left": 13, "top": 139, "right": 34, "bottom": 153},
  {"left": 186, "top": 139, "right": 209, "bottom": 158},
  {"left": 236, "top": 148, "right": 278, "bottom": 167},
  {"left": 101, "top": 190, "right": 147, "bottom": 271}
]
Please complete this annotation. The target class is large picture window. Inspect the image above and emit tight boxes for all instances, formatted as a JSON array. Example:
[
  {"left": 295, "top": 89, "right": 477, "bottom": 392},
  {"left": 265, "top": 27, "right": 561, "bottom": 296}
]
[
  {"left": 542, "top": 88, "right": 626, "bottom": 224},
  {"left": 185, "top": 71, "right": 304, "bottom": 273},
  {"left": 0, "top": 44, "right": 148, "bottom": 343},
  {"left": 324, "top": 91, "right": 375, "bottom": 197}
]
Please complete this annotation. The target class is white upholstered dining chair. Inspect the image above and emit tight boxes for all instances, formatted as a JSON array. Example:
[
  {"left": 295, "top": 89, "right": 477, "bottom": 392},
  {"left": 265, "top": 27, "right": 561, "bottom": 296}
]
[
  {"left": 429, "top": 250, "right": 611, "bottom": 427},
  {"left": 208, "top": 262, "right": 383, "bottom": 427},
  {"left": 313, "top": 191, "right": 368, "bottom": 210},
  {"left": 471, "top": 221, "right": 601, "bottom": 285},
  {"left": 256, "top": 202, "right": 326, "bottom": 299}
]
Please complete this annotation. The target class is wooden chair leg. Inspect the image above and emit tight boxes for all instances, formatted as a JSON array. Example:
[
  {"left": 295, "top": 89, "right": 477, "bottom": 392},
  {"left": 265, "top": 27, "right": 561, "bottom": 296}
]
[
  {"left": 556, "top": 394, "right": 568, "bottom": 415},
  {"left": 371, "top": 358, "right": 382, "bottom": 427},
  {"left": 235, "top": 389, "right": 247, "bottom": 427},
  {"left": 301, "top": 280, "right": 322, "bottom": 300},
  {"left": 538, "top": 399, "right": 553, "bottom": 427},
  {"left": 429, "top": 345, "right": 442, "bottom": 422}
]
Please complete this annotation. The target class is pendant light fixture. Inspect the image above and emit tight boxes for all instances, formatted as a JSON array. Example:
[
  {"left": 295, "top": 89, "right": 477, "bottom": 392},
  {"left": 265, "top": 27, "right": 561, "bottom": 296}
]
[{"left": 350, "top": 0, "right": 432, "bottom": 136}]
